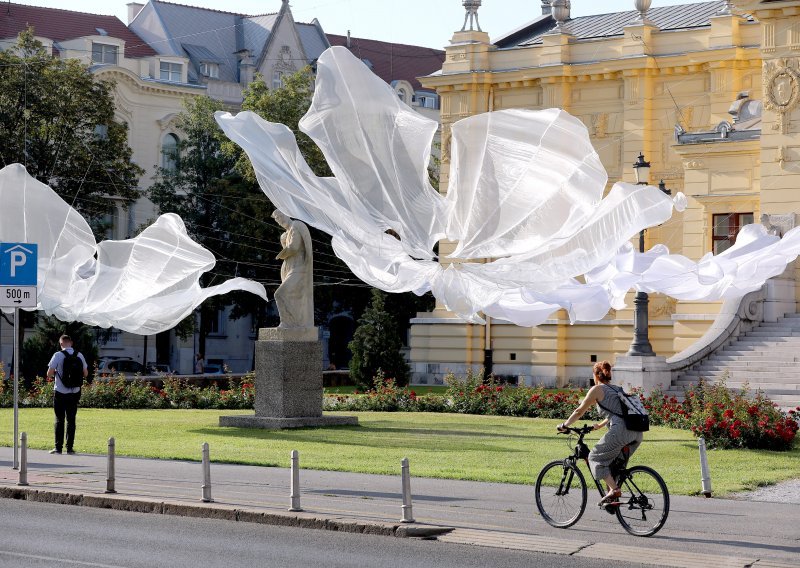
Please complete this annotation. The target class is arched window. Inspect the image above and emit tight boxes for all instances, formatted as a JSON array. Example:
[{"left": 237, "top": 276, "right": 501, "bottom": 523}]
[
  {"left": 161, "top": 133, "right": 179, "bottom": 172},
  {"left": 397, "top": 88, "right": 407, "bottom": 103}
]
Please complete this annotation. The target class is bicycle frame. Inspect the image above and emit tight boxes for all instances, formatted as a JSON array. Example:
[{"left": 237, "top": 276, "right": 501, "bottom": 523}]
[{"left": 562, "top": 425, "right": 627, "bottom": 501}]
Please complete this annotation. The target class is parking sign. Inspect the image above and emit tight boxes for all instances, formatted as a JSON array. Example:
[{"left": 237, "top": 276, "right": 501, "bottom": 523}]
[{"left": 0, "top": 243, "right": 38, "bottom": 286}]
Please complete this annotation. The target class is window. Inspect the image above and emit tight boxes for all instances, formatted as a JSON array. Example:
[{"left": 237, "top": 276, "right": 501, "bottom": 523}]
[
  {"left": 200, "top": 62, "right": 219, "bottom": 78},
  {"left": 712, "top": 212, "right": 754, "bottom": 254},
  {"left": 92, "top": 43, "right": 118, "bottom": 65},
  {"left": 272, "top": 70, "right": 284, "bottom": 90},
  {"left": 397, "top": 88, "right": 407, "bottom": 103},
  {"left": 417, "top": 95, "right": 437, "bottom": 109},
  {"left": 161, "top": 133, "right": 179, "bottom": 172},
  {"left": 208, "top": 309, "right": 226, "bottom": 336},
  {"left": 160, "top": 61, "right": 182, "bottom": 82}
]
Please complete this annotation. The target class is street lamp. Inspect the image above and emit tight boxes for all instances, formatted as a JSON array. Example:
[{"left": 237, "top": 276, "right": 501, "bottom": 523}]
[{"left": 627, "top": 153, "right": 670, "bottom": 357}]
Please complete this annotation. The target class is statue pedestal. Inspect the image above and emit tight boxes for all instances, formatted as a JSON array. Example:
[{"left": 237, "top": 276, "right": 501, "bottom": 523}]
[
  {"left": 219, "top": 327, "right": 358, "bottom": 429},
  {"left": 612, "top": 355, "right": 671, "bottom": 396}
]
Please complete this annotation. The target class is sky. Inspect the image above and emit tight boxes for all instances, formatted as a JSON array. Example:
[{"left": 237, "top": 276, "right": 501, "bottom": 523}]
[{"left": 16, "top": 0, "right": 716, "bottom": 49}]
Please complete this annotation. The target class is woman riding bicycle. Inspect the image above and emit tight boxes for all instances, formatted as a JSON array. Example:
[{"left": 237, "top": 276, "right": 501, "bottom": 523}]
[{"left": 557, "top": 360, "right": 643, "bottom": 506}]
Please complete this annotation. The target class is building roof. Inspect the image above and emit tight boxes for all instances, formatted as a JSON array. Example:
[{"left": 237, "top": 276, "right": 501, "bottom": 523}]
[
  {"left": 495, "top": 1, "right": 754, "bottom": 48},
  {"left": 130, "top": 1, "right": 329, "bottom": 85},
  {"left": 0, "top": 2, "right": 156, "bottom": 58},
  {"left": 326, "top": 34, "right": 445, "bottom": 92}
]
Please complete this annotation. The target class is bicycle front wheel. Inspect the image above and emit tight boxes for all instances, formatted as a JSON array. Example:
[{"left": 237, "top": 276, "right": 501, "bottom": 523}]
[
  {"left": 615, "top": 465, "right": 670, "bottom": 537},
  {"left": 535, "top": 459, "right": 587, "bottom": 528}
]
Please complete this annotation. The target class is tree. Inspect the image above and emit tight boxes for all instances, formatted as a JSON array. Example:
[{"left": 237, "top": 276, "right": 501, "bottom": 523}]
[
  {"left": 0, "top": 29, "right": 143, "bottom": 234},
  {"left": 348, "top": 289, "right": 410, "bottom": 389},
  {"left": 21, "top": 315, "right": 98, "bottom": 381}
]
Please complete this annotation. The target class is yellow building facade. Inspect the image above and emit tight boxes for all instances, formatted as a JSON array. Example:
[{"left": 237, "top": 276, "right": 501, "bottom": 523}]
[{"left": 412, "top": 1, "right": 800, "bottom": 387}]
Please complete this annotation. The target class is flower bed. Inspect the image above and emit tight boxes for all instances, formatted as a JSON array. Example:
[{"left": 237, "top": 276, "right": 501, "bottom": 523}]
[
  {"left": 2, "top": 367, "right": 795, "bottom": 451},
  {"left": 0, "top": 373, "right": 254, "bottom": 410}
]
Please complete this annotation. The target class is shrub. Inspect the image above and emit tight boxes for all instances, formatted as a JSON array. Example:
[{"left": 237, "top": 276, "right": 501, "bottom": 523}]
[{"left": 348, "top": 289, "right": 410, "bottom": 389}]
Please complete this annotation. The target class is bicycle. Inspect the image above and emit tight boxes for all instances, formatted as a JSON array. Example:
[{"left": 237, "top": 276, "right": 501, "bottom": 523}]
[{"left": 534, "top": 424, "right": 669, "bottom": 537}]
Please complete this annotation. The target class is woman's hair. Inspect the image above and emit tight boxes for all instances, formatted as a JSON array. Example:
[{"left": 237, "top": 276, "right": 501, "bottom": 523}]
[{"left": 593, "top": 360, "right": 612, "bottom": 382}]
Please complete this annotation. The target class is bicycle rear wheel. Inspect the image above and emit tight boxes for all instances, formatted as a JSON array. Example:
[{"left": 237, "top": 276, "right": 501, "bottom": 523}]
[
  {"left": 535, "top": 459, "right": 587, "bottom": 528},
  {"left": 615, "top": 465, "right": 670, "bottom": 537}
]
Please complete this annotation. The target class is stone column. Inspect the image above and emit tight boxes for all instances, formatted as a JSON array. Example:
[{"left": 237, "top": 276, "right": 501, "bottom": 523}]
[{"left": 219, "top": 328, "right": 357, "bottom": 429}]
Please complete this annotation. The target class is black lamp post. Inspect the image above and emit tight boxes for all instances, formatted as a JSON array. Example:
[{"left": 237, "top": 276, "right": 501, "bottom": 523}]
[{"left": 627, "top": 153, "right": 670, "bottom": 357}]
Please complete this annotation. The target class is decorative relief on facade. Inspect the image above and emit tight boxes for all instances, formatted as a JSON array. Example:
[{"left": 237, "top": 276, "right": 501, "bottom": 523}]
[
  {"left": 763, "top": 22, "right": 775, "bottom": 54},
  {"left": 684, "top": 159, "right": 705, "bottom": 170},
  {"left": 624, "top": 75, "right": 640, "bottom": 105},
  {"left": 273, "top": 45, "right": 295, "bottom": 74},
  {"left": 449, "top": 50, "right": 467, "bottom": 61},
  {"left": 761, "top": 213, "right": 796, "bottom": 237},
  {"left": 441, "top": 126, "right": 452, "bottom": 164},
  {"left": 777, "top": 146, "right": 791, "bottom": 170},
  {"left": 590, "top": 113, "right": 608, "bottom": 138},
  {"left": 791, "top": 23, "right": 800, "bottom": 51},
  {"left": 652, "top": 297, "right": 677, "bottom": 318},
  {"left": 763, "top": 58, "right": 800, "bottom": 134}
]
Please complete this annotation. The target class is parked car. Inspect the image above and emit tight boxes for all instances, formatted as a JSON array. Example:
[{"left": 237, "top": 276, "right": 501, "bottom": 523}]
[
  {"left": 97, "top": 358, "right": 145, "bottom": 377},
  {"left": 202, "top": 363, "right": 224, "bottom": 375},
  {"left": 146, "top": 362, "right": 172, "bottom": 375}
]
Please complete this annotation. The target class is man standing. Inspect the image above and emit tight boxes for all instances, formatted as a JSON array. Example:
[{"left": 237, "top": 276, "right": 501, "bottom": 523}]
[{"left": 46, "top": 335, "right": 88, "bottom": 455}]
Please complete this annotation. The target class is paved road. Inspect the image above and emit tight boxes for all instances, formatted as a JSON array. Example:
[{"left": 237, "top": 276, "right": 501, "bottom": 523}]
[
  {"left": 0, "top": 447, "right": 798, "bottom": 567},
  {"left": 0, "top": 499, "right": 642, "bottom": 568}
]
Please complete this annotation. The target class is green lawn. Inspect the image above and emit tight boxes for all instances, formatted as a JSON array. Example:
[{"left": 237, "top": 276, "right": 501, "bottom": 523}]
[{"left": 1, "top": 408, "right": 797, "bottom": 496}]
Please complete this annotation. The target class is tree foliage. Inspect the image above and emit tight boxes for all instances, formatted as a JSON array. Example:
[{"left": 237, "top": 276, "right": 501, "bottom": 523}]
[
  {"left": 0, "top": 29, "right": 142, "bottom": 235},
  {"left": 21, "top": 314, "right": 98, "bottom": 381},
  {"left": 349, "top": 289, "right": 410, "bottom": 389}
]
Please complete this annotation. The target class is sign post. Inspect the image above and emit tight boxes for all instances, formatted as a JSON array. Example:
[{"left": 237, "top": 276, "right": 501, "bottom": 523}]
[{"left": 0, "top": 243, "right": 38, "bottom": 470}]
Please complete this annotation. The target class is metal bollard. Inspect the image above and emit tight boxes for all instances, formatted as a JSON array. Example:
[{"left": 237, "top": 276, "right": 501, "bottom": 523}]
[
  {"left": 289, "top": 449, "right": 303, "bottom": 512},
  {"left": 17, "top": 432, "right": 28, "bottom": 486},
  {"left": 400, "top": 457, "right": 415, "bottom": 523},
  {"left": 201, "top": 442, "right": 213, "bottom": 503},
  {"left": 105, "top": 437, "right": 116, "bottom": 494},
  {"left": 698, "top": 436, "right": 712, "bottom": 498}
]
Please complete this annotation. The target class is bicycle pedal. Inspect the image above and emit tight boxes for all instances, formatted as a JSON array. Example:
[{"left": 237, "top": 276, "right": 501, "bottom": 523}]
[{"left": 602, "top": 503, "right": 620, "bottom": 514}]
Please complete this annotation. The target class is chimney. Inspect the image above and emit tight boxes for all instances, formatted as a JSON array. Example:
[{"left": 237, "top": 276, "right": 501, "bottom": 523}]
[
  {"left": 346, "top": 30, "right": 351, "bottom": 48},
  {"left": 541, "top": 1, "right": 550, "bottom": 16},
  {"left": 127, "top": 2, "right": 144, "bottom": 24},
  {"left": 236, "top": 49, "right": 255, "bottom": 87}
]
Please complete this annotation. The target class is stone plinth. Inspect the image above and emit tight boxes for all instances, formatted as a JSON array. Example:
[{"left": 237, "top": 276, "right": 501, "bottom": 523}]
[
  {"left": 612, "top": 355, "right": 671, "bottom": 396},
  {"left": 220, "top": 327, "right": 358, "bottom": 429}
]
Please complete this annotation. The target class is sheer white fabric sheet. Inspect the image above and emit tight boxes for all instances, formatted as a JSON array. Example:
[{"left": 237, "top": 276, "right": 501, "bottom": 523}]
[
  {"left": 0, "top": 163, "right": 267, "bottom": 334},
  {"left": 217, "top": 46, "right": 800, "bottom": 327}
]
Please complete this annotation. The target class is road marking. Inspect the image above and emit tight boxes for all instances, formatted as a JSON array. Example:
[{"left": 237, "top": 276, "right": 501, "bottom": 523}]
[{"left": 0, "top": 550, "right": 129, "bottom": 567}]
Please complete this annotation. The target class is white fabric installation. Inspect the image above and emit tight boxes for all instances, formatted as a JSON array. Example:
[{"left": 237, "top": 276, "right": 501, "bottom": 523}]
[
  {"left": 217, "top": 46, "right": 800, "bottom": 327},
  {"left": 0, "top": 163, "right": 267, "bottom": 335}
]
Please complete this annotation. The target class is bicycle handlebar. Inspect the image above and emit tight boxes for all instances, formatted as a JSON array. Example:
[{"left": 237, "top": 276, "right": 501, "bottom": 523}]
[{"left": 557, "top": 424, "right": 594, "bottom": 435}]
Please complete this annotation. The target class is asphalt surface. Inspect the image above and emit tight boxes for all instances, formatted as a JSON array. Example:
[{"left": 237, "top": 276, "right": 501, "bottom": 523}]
[
  {"left": 0, "top": 446, "right": 798, "bottom": 568},
  {"left": 0, "top": 499, "right": 645, "bottom": 568}
]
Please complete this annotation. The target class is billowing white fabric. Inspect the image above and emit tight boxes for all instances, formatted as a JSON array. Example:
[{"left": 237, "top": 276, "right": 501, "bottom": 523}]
[
  {"left": 216, "top": 46, "right": 800, "bottom": 327},
  {"left": 0, "top": 163, "right": 267, "bottom": 335}
]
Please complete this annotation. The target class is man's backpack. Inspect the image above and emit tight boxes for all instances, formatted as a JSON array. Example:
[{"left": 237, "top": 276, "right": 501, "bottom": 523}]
[
  {"left": 60, "top": 350, "right": 84, "bottom": 388},
  {"left": 598, "top": 385, "right": 649, "bottom": 432}
]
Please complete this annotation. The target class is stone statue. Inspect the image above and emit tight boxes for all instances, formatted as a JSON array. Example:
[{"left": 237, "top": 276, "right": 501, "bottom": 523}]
[{"left": 272, "top": 210, "right": 314, "bottom": 328}]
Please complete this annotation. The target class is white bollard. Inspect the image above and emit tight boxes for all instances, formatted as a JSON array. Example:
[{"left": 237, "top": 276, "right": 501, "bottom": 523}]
[
  {"left": 17, "top": 432, "right": 28, "bottom": 486},
  {"left": 289, "top": 449, "right": 303, "bottom": 512},
  {"left": 698, "top": 436, "right": 712, "bottom": 498},
  {"left": 201, "top": 442, "right": 213, "bottom": 503},
  {"left": 400, "top": 457, "right": 415, "bottom": 523},
  {"left": 105, "top": 437, "right": 116, "bottom": 494}
]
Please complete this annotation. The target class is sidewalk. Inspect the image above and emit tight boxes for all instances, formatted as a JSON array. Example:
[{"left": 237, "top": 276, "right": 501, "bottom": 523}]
[{"left": 0, "top": 446, "right": 797, "bottom": 568}]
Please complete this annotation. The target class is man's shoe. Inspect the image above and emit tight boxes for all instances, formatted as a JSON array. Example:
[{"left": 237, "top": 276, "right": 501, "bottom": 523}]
[
  {"left": 66, "top": 449, "right": 76, "bottom": 455},
  {"left": 49, "top": 448, "right": 62, "bottom": 454}
]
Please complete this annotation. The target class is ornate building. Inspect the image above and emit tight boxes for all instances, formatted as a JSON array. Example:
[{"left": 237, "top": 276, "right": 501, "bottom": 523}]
[{"left": 411, "top": 0, "right": 800, "bottom": 392}]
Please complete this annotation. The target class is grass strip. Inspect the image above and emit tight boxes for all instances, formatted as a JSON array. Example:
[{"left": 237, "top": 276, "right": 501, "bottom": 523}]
[{"left": 1, "top": 408, "right": 796, "bottom": 495}]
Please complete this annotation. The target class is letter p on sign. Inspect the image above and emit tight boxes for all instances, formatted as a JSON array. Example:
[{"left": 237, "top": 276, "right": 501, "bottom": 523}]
[
  {"left": 0, "top": 243, "right": 38, "bottom": 286},
  {"left": 10, "top": 251, "right": 25, "bottom": 277}
]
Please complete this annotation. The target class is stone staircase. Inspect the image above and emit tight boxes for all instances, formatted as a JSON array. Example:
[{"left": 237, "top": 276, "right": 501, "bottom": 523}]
[{"left": 668, "top": 313, "right": 800, "bottom": 411}]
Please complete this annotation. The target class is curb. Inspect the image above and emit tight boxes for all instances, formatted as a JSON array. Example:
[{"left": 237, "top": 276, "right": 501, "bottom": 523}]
[{"left": 0, "top": 485, "right": 453, "bottom": 539}]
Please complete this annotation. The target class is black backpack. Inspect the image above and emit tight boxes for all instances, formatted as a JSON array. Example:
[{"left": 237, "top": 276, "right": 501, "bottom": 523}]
[
  {"left": 597, "top": 385, "right": 650, "bottom": 432},
  {"left": 60, "top": 350, "right": 84, "bottom": 388}
]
